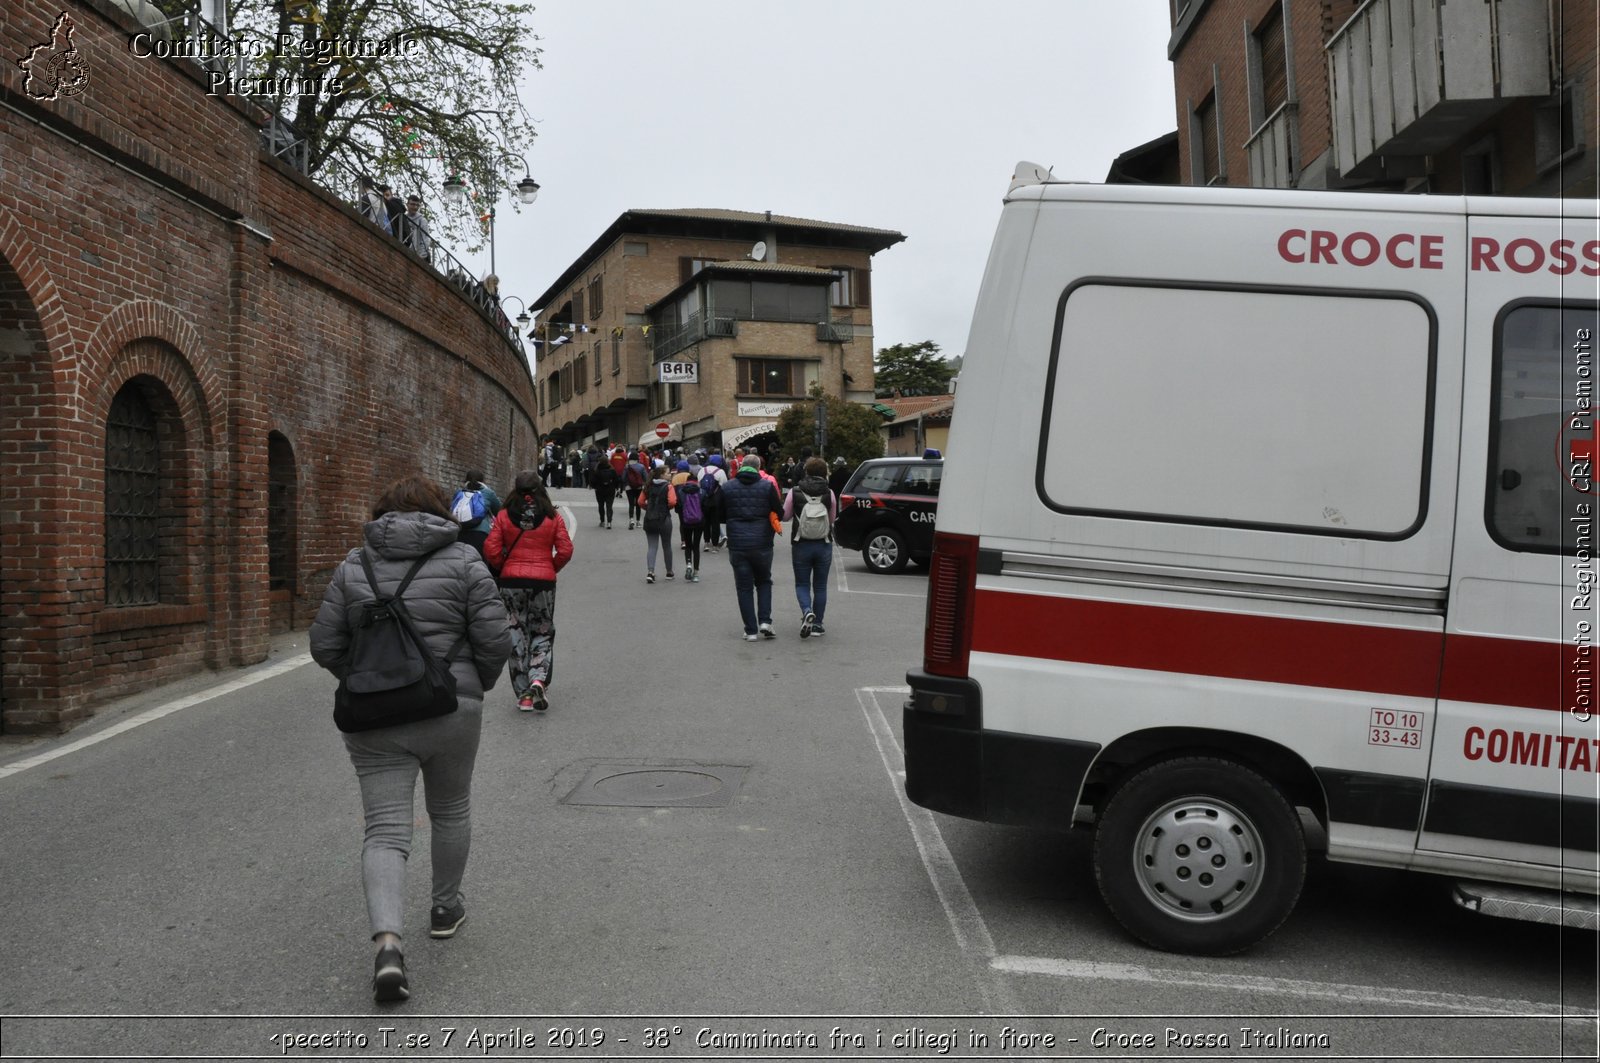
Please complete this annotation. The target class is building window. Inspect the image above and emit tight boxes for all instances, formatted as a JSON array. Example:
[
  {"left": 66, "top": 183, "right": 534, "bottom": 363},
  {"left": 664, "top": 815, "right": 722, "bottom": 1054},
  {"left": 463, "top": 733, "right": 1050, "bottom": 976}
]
[
  {"left": 1249, "top": 4, "right": 1288, "bottom": 127},
  {"left": 738, "top": 358, "right": 818, "bottom": 398},
  {"left": 612, "top": 334, "right": 621, "bottom": 374},
  {"left": 624, "top": 241, "right": 649, "bottom": 256},
  {"left": 829, "top": 268, "right": 852, "bottom": 307},
  {"left": 593, "top": 341, "right": 603, "bottom": 385},
  {"left": 1460, "top": 136, "right": 1499, "bottom": 194},
  {"left": 1535, "top": 85, "right": 1581, "bottom": 173},
  {"left": 105, "top": 383, "right": 162, "bottom": 606},
  {"left": 572, "top": 289, "right": 585, "bottom": 324},
  {"left": 267, "top": 432, "right": 296, "bottom": 594},
  {"left": 1192, "top": 91, "right": 1222, "bottom": 185},
  {"left": 680, "top": 257, "right": 723, "bottom": 283},
  {"left": 651, "top": 380, "right": 681, "bottom": 416},
  {"left": 588, "top": 275, "right": 604, "bottom": 318},
  {"left": 561, "top": 364, "right": 574, "bottom": 401},
  {"left": 538, "top": 378, "right": 546, "bottom": 414},
  {"left": 574, "top": 352, "right": 588, "bottom": 394}
]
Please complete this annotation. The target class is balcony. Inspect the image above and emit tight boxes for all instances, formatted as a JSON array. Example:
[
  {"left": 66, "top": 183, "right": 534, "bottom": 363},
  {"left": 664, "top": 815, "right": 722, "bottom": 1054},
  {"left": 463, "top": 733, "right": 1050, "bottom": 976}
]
[
  {"left": 1245, "top": 102, "right": 1299, "bottom": 188},
  {"left": 650, "top": 312, "right": 738, "bottom": 359},
  {"left": 1327, "top": 0, "right": 1551, "bottom": 178},
  {"left": 817, "top": 321, "right": 854, "bottom": 343}
]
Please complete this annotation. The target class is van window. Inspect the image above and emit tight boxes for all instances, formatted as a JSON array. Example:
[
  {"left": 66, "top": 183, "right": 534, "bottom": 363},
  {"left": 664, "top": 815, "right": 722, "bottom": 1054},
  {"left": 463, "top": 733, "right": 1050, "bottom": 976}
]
[
  {"left": 1042, "top": 283, "right": 1433, "bottom": 538},
  {"left": 1489, "top": 303, "right": 1597, "bottom": 553}
]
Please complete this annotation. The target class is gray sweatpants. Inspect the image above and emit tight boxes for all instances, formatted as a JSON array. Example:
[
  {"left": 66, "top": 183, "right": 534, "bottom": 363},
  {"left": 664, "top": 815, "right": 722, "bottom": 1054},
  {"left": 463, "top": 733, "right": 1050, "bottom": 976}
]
[{"left": 342, "top": 699, "right": 483, "bottom": 939}]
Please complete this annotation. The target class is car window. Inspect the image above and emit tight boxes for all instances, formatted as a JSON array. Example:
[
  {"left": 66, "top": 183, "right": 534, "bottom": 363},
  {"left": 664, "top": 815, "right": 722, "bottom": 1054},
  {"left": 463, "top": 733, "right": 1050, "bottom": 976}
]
[
  {"left": 901, "top": 464, "right": 942, "bottom": 496},
  {"left": 851, "top": 465, "right": 901, "bottom": 493}
]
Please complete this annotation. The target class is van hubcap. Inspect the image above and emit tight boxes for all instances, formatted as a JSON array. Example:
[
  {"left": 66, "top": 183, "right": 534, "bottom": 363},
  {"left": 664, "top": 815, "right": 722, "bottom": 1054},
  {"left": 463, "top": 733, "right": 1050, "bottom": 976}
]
[{"left": 1132, "top": 796, "right": 1263, "bottom": 921}]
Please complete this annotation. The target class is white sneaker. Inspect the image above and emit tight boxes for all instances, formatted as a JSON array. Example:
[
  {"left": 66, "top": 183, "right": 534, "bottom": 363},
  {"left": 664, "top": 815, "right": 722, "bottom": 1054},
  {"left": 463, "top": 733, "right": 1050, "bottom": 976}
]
[
  {"left": 759, "top": 623, "right": 776, "bottom": 640},
  {"left": 742, "top": 632, "right": 759, "bottom": 642},
  {"left": 800, "top": 612, "right": 815, "bottom": 639}
]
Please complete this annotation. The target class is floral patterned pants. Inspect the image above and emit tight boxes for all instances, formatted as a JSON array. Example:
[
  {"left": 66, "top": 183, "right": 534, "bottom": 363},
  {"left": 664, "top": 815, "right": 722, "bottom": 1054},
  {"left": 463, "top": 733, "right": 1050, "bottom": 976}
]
[{"left": 500, "top": 586, "right": 556, "bottom": 696}]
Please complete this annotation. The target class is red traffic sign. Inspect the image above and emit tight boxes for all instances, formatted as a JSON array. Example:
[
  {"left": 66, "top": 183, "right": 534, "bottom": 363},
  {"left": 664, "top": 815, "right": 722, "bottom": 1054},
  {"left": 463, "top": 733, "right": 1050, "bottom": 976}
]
[{"left": 655, "top": 422, "right": 671, "bottom": 439}]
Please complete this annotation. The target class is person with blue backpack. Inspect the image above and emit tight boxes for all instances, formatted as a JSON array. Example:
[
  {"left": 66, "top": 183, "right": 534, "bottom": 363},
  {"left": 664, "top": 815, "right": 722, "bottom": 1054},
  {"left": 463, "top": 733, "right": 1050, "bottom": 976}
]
[
  {"left": 449, "top": 471, "right": 501, "bottom": 562},
  {"left": 699, "top": 454, "right": 727, "bottom": 552}
]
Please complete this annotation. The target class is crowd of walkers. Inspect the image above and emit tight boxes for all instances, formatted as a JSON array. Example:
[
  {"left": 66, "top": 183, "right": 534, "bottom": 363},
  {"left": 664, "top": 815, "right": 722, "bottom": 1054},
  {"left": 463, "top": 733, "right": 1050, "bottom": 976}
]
[
  {"left": 358, "top": 175, "right": 431, "bottom": 260},
  {"left": 307, "top": 443, "right": 846, "bottom": 1004}
]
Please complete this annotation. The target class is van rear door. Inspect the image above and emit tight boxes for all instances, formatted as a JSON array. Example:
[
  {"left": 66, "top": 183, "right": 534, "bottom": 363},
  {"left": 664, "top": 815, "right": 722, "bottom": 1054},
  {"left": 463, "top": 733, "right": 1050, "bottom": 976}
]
[{"left": 1422, "top": 207, "right": 1599, "bottom": 882}]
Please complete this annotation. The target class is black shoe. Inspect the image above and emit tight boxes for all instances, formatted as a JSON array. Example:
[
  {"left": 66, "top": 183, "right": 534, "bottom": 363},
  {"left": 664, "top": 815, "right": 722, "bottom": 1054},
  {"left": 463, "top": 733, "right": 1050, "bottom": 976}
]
[
  {"left": 373, "top": 945, "right": 409, "bottom": 1003},
  {"left": 430, "top": 900, "right": 467, "bottom": 938},
  {"left": 812, "top": 624, "right": 826, "bottom": 637}
]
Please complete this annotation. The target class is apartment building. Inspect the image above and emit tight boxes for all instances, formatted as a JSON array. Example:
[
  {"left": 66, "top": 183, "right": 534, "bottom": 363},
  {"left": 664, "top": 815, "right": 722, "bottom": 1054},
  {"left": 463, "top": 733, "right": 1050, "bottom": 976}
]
[
  {"left": 1166, "top": 0, "right": 1595, "bottom": 195},
  {"left": 530, "top": 209, "right": 904, "bottom": 455}
]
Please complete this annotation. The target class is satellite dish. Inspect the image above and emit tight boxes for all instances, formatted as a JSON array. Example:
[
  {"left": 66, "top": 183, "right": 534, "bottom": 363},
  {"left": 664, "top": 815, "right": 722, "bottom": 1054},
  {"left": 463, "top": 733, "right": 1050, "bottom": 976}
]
[{"left": 749, "top": 241, "right": 767, "bottom": 262}]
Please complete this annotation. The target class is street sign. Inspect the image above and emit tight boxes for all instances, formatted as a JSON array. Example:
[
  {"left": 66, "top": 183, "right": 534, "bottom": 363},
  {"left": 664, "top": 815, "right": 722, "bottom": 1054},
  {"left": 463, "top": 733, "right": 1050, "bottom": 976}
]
[
  {"left": 658, "top": 360, "right": 698, "bottom": 384},
  {"left": 655, "top": 422, "right": 670, "bottom": 439}
]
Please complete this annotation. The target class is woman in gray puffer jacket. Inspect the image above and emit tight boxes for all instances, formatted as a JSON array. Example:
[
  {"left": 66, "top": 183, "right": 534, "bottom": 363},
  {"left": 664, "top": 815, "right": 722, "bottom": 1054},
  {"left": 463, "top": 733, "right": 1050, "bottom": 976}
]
[{"left": 311, "top": 474, "right": 512, "bottom": 1005}]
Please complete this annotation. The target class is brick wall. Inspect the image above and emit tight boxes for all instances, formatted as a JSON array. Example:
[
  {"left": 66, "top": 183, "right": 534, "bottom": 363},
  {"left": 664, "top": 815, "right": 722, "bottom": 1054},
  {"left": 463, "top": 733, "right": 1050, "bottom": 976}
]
[{"left": 0, "top": 0, "right": 538, "bottom": 732}]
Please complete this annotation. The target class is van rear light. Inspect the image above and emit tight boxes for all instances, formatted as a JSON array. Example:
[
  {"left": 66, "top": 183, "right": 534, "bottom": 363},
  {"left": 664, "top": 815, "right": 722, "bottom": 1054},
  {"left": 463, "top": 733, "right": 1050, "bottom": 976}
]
[{"left": 924, "top": 532, "right": 979, "bottom": 677}]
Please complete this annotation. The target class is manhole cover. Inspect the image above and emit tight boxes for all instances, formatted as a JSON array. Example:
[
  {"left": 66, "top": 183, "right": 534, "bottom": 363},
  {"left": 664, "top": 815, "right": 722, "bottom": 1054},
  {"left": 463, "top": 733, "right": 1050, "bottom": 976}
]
[{"left": 562, "top": 763, "right": 747, "bottom": 808}]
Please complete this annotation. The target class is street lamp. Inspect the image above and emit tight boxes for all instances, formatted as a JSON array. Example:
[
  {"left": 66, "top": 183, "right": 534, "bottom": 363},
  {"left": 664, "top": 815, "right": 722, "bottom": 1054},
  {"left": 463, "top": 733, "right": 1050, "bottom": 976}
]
[
  {"left": 500, "top": 296, "right": 532, "bottom": 334},
  {"left": 440, "top": 152, "right": 538, "bottom": 278}
]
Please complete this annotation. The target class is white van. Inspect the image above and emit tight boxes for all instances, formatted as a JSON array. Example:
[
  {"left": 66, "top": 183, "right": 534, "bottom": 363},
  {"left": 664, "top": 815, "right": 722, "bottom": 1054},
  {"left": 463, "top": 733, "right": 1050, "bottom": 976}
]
[{"left": 905, "top": 167, "right": 1599, "bottom": 955}]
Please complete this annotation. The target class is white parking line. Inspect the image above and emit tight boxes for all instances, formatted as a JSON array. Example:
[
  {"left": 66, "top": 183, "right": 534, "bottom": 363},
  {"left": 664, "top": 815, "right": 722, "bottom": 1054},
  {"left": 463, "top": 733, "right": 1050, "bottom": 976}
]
[
  {"left": 859, "top": 687, "right": 1021, "bottom": 1015},
  {"left": 835, "top": 547, "right": 927, "bottom": 598},
  {"left": 0, "top": 653, "right": 314, "bottom": 781},
  {"left": 992, "top": 956, "right": 1576, "bottom": 1017},
  {"left": 858, "top": 687, "right": 1580, "bottom": 1019}
]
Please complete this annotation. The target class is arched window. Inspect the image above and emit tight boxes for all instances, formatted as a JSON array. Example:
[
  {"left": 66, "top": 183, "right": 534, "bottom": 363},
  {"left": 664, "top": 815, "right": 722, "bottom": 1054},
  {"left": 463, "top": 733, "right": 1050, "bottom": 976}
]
[
  {"left": 267, "top": 432, "right": 298, "bottom": 631},
  {"left": 105, "top": 383, "right": 162, "bottom": 606}
]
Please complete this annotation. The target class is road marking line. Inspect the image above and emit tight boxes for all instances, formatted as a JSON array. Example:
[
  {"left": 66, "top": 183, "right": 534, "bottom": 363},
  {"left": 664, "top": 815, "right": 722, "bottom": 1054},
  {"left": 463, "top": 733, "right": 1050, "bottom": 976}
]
[
  {"left": 862, "top": 687, "right": 1578, "bottom": 1019},
  {"left": 0, "top": 653, "right": 314, "bottom": 781},
  {"left": 834, "top": 547, "right": 925, "bottom": 597},
  {"left": 858, "top": 687, "right": 1021, "bottom": 1015},
  {"left": 992, "top": 955, "right": 1578, "bottom": 1017}
]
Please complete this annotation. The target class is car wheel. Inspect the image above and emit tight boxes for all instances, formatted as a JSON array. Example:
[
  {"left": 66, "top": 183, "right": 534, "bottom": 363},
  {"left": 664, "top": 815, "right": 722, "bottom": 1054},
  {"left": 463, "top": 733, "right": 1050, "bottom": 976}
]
[
  {"left": 863, "top": 528, "right": 909, "bottom": 574},
  {"left": 1092, "top": 756, "right": 1305, "bottom": 955}
]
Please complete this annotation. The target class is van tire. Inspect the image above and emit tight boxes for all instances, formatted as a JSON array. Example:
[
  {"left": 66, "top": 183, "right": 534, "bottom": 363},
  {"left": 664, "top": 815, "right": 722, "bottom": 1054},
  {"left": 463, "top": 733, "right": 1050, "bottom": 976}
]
[
  {"left": 863, "top": 528, "right": 909, "bottom": 573},
  {"left": 1093, "top": 756, "right": 1305, "bottom": 955}
]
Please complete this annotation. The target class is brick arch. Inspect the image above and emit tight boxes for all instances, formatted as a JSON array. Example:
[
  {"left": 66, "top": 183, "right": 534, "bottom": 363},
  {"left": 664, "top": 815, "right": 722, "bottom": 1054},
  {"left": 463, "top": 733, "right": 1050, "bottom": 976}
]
[
  {"left": 0, "top": 211, "right": 74, "bottom": 406},
  {"left": 84, "top": 308, "right": 216, "bottom": 451}
]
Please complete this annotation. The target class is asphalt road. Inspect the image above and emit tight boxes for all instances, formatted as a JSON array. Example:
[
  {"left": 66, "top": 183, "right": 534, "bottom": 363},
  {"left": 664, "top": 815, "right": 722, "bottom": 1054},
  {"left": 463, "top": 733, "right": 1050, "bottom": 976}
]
[{"left": 0, "top": 486, "right": 1595, "bottom": 1061}]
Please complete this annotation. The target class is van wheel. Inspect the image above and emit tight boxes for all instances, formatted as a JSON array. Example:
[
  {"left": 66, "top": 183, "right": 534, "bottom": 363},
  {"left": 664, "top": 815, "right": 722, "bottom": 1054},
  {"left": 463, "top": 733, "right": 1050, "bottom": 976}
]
[
  {"left": 863, "top": 528, "right": 908, "bottom": 573},
  {"left": 1093, "top": 756, "right": 1305, "bottom": 955}
]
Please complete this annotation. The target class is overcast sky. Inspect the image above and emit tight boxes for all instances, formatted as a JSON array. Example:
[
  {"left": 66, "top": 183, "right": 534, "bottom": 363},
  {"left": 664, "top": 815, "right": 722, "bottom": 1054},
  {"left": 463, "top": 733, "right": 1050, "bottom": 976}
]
[{"left": 472, "top": 0, "right": 1177, "bottom": 363}]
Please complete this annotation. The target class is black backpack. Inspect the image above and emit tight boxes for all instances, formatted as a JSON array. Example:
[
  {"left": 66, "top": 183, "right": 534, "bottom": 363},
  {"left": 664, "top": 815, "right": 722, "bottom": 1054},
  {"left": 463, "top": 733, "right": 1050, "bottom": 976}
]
[{"left": 333, "top": 549, "right": 466, "bottom": 733}]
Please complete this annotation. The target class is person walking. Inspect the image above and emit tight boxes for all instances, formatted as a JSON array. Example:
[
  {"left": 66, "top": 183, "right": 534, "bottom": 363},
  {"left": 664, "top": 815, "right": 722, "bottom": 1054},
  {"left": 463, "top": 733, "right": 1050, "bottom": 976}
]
[
  {"left": 402, "top": 195, "right": 431, "bottom": 261},
  {"left": 484, "top": 471, "right": 574, "bottom": 712},
  {"left": 622, "top": 451, "right": 649, "bottom": 529},
  {"left": 449, "top": 470, "right": 501, "bottom": 563},
  {"left": 720, "top": 459, "right": 782, "bottom": 640},
  {"left": 828, "top": 456, "right": 852, "bottom": 498},
  {"left": 700, "top": 454, "right": 727, "bottom": 552},
  {"left": 358, "top": 176, "right": 390, "bottom": 232},
  {"left": 675, "top": 468, "right": 706, "bottom": 582},
  {"left": 589, "top": 457, "right": 619, "bottom": 529},
  {"left": 310, "top": 474, "right": 513, "bottom": 1005},
  {"left": 638, "top": 465, "right": 676, "bottom": 583},
  {"left": 784, "top": 456, "right": 838, "bottom": 638}
]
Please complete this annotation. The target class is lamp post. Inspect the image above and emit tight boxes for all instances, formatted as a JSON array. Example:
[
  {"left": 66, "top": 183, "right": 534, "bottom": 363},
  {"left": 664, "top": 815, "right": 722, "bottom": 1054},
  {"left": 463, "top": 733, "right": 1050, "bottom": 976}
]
[
  {"left": 499, "top": 296, "right": 532, "bottom": 334},
  {"left": 441, "top": 153, "right": 538, "bottom": 278}
]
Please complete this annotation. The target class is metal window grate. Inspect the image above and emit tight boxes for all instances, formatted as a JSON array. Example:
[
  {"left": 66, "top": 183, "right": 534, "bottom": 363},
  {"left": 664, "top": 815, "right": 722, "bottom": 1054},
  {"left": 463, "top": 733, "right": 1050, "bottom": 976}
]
[{"left": 105, "top": 387, "right": 161, "bottom": 606}]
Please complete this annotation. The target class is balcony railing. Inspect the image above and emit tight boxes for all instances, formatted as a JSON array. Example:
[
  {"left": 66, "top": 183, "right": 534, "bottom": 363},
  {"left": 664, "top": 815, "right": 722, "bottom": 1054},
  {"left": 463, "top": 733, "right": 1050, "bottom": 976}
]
[
  {"left": 1327, "top": 0, "right": 1552, "bottom": 178},
  {"left": 1245, "top": 102, "right": 1298, "bottom": 188},
  {"left": 650, "top": 312, "right": 738, "bottom": 358},
  {"left": 816, "top": 321, "right": 855, "bottom": 343}
]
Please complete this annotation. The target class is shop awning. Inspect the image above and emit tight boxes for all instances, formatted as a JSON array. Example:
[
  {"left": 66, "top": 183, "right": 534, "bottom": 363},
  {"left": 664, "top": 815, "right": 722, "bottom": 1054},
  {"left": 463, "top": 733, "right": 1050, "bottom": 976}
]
[
  {"left": 721, "top": 421, "right": 777, "bottom": 450},
  {"left": 638, "top": 421, "right": 682, "bottom": 448}
]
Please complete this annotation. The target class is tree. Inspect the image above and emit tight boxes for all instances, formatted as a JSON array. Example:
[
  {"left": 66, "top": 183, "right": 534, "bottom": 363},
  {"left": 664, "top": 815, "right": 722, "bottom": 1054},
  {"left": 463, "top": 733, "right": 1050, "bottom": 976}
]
[
  {"left": 873, "top": 341, "right": 954, "bottom": 397},
  {"left": 776, "top": 387, "right": 885, "bottom": 471},
  {"left": 216, "top": 0, "right": 542, "bottom": 248}
]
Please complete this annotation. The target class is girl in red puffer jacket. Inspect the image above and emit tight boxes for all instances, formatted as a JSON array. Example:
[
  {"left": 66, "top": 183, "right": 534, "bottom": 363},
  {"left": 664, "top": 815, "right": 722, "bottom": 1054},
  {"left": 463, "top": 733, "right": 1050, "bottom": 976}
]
[{"left": 484, "top": 470, "right": 573, "bottom": 712}]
